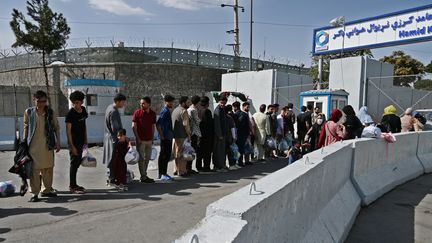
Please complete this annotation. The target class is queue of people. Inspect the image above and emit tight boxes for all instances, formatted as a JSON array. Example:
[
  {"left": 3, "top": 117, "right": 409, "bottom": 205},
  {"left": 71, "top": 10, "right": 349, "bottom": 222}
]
[{"left": 16, "top": 89, "right": 430, "bottom": 202}]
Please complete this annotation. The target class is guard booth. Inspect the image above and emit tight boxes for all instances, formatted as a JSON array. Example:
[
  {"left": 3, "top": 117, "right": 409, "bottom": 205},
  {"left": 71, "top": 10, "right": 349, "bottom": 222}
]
[
  {"left": 64, "top": 79, "right": 123, "bottom": 115},
  {"left": 300, "top": 89, "right": 349, "bottom": 119}
]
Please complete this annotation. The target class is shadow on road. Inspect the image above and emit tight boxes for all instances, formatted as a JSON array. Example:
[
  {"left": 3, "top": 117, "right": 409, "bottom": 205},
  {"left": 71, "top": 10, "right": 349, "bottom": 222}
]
[
  {"left": 346, "top": 173, "right": 432, "bottom": 243},
  {"left": 0, "top": 207, "right": 78, "bottom": 219},
  {"left": 35, "top": 159, "right": 286, "bottom": 204}
]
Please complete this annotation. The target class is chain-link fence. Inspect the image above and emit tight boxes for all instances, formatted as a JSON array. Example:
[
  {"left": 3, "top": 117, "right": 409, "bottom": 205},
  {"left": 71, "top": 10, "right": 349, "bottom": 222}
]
[
  {"left": 0, "top": 37, "right": 308, "bottom": 75},
  {"left": 367, "top": 74, "right": 432, "bottom": 118}
]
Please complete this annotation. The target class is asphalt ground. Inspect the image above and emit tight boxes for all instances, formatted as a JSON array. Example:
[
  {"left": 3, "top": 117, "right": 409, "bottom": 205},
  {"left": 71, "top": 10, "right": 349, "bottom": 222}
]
[{"left": 0, "top": 147, "right": 286, "bottom": 243}]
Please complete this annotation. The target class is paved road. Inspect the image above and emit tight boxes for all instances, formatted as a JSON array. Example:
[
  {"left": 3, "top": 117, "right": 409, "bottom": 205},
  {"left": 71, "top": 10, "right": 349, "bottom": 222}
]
[
  {"left": 346, "top": 173, "right": 432, "bottom": 243},
  {"left": 0, "top": 147, "right": 286, "bottom": 243}
]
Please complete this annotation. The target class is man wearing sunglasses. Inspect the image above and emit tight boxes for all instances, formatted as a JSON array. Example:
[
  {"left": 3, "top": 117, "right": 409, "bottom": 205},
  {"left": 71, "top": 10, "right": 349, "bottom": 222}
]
[{"left": 23, "top": 90, "right": 61, "bottom": 202}]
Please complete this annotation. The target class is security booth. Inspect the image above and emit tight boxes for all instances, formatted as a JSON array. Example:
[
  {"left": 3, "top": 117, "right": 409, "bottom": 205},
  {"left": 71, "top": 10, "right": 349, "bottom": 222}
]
[
  {"left": 300, "top": 89, "right": 349, "bottom": 119},
  {"left": 64, "top": 79, "right": 123, "bottom": 115}
]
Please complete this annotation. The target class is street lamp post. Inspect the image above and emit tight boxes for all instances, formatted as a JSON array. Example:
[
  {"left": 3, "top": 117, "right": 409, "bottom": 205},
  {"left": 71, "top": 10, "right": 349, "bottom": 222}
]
[
  {"left": 249, "top": 0, "right": 253, "bottom": 71},
  {"left": 221, "top": 1, "right": 244, "bottom": 57}
]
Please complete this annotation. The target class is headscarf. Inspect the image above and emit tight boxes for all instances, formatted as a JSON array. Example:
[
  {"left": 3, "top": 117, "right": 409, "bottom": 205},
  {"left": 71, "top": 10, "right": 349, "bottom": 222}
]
[
  {"left": 342, "top": 105, "right": 356, "bottom": 116},
  {"left": 404, "top": 107, "right": 413, "bottom": 116},
  {"left": 383, "top": 105, "right": 397, "bottom": 116},
  {"left": 329, "top": 109, "right": 343, "bottom": 122},
  {"left": 357, "top": 106, "right": 373, "bottom": 124}
]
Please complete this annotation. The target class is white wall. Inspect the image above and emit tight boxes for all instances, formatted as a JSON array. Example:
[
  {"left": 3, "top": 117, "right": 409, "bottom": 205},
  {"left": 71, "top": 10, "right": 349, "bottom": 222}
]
[
  {"left": 221, "top": 70, "right": 314, "bottom": 114},
  {"left": 176, "top": 132, "right": 432, "bottom": 243}
]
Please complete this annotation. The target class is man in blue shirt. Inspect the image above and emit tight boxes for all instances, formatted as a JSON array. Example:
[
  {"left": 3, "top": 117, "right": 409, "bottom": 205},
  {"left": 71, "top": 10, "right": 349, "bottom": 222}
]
[{"left": 156, "top": 95, "right": 175, "bottom": 181}]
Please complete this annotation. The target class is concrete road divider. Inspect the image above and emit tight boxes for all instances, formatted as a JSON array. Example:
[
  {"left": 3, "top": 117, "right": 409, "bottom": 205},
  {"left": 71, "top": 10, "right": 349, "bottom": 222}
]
[
  {"left": 176, "top": 141, "right": 360, "bottom": 243},
  {"left": 352, "top": 133, "right": 424, "bottom": 206},
  {"left": 417, "top": 131, "right": 432, "bottom": 173}
]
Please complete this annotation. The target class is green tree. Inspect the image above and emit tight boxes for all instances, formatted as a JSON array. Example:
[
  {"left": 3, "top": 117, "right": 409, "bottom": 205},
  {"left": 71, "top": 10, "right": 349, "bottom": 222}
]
[
  {"left": 414, "top": 79, "right": 432, "bottom": 91},
  {"left": 310, "top": 49, "right": 373, "bottom": 88},
  {"left": 380, "top": 51, "right": 425, "bottom": 87},
  {"left": 10, "top": 0, "right": 70, "bottom": 102},
  {"left": 425, "top": 61, "right": 432, "bottom": 73}
]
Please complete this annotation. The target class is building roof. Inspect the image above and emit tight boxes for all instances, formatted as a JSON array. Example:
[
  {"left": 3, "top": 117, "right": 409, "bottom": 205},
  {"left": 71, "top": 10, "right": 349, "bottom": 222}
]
[{"left": 300, "top": 89, "right": 349, "bottom": 96}]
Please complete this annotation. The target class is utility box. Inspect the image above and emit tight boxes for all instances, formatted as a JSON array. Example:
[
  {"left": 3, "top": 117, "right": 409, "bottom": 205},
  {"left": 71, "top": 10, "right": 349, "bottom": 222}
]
[
  {"left": 300, "top": 89, "right": 349, "bottom": 119},
  {"left": 64, "top": 79, "right": 123, "bottom": 115}
]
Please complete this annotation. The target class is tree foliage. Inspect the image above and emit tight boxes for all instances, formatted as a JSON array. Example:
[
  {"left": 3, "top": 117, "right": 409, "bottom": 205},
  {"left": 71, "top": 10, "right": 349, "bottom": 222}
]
[
  {"left": 379, "top": 51, "right": 425, "bottom": 87},
  {"left": 310, "top": 49, "right": 373, "bottom": 88},
  {"left": 414, "top": 79, "right": 432, "bottom": 91},
  {"left": 10, "top": 0, "right": 70, "bottom": 102}
]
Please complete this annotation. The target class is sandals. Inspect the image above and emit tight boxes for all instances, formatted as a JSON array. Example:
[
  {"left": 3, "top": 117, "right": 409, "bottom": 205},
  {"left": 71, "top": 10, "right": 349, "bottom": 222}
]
[
  {"left": 70, "top": 185, "right": 86, "bottom": 194},
  {"left": 116, "top": 184, "right": 128, "bottom": 191}
]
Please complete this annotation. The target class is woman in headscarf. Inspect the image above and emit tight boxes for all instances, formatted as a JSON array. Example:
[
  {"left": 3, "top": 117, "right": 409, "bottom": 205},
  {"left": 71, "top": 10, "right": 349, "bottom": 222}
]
[
  {"left": 318, "top": 109, "right": 346, "bottom": 147},
  {"left": 342, "top": 105, "right": 363, "bottom": 140},
  {"left": 381, "top": 105, "right": 401, "bottom": 133},
  {"left": 304, "top": 113, "right": 325, "bottom": 151},
  {"left": 400, "top": 107, "right": 416, "bottom": 132},
  {"left": 357, "top": 106, "right": 373, "bottom": 125}
]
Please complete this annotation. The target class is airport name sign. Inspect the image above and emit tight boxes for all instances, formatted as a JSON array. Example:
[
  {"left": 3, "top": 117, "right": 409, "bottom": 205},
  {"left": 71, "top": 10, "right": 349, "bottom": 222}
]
[{"left": 313, "top": 4, "right": 432, "bottom": 55}]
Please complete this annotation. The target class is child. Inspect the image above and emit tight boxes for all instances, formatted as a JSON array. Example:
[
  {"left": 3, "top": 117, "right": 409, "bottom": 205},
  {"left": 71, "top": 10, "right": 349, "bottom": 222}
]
[
  {"left": 287, "top": 139, "right": 302, "bottom": 165},
  {"left": 111, "top": 129, "right": 130, "bottom": 191}
]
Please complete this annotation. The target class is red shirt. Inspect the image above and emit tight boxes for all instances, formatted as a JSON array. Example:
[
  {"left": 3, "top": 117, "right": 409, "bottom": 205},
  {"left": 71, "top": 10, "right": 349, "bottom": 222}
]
[{"left": 132, "top": 108, "right": 156, "bottom": 141}]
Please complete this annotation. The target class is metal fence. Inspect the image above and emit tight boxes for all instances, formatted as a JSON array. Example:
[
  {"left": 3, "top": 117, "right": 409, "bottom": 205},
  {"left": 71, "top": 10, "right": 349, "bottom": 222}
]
[{"left": 0, "top": 37, "right": 309, "bottom": 75}]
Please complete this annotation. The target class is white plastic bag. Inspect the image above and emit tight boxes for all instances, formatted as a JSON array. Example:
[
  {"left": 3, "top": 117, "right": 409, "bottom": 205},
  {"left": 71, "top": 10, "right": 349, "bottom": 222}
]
[
  {"left": 125, "top": 147, "right": 140, "bottom": 165},
  {"left": 182, "top": 139, "right": 196, "bottom": 161},
  {"left": 81, "top": 149, "right": 97, "bottom": 167},
  {"left": 126, "top": 169, "right": 135, "bottom": 184},
  {"left": 150, "top": 147, "right": 158, "bottom": 161}
]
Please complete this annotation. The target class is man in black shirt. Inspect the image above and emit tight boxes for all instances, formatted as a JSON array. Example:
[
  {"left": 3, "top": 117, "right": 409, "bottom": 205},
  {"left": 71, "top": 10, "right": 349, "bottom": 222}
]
[{"left": 65, "top": 91, "right": 88, "bottom": 194}]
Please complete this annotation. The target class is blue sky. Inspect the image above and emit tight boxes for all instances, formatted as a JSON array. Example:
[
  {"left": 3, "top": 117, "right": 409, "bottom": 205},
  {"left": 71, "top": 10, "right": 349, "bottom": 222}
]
[{"left": 0, "top": 0, "right": 431, "bottom": 67}]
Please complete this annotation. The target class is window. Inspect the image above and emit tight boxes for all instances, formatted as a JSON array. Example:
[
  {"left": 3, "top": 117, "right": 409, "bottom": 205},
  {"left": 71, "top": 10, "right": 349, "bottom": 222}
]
[
  {"left": 307, "top": 101, "right": 315, "bottom": 109},
  {"left": 331, "top": 100, "right": 338, "bottom": 110},
  {"left": 339, "top": 100, "right": 346, "bottom": 109},
  {"left": 86, "top": 94, "right": 98, "bottom": 106},
  {"left": 315, "top": 102, "right": 323, "bottom": 111}
]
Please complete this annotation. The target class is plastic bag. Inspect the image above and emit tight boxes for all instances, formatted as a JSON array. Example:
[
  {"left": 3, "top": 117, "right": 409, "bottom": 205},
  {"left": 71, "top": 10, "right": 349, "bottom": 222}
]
[
  {"left": 278, "top": 139, "right": 289, "bottom": 152},
  {"left": 265, "top": 137, "right": 277, "bottom": 149},
  {"left": 182, "top": 139, "right": 196, "bottom": 161},
  {"left": 244, "top": 141, "right": 254, "bottom": 155},
  {"left": 230, "top": 143, "right": 240, "bottom": 161},
  {"left": 0, "top": 181, "right": 15, "bottom": 197},
  {"left": 126, "top": 169, "right": 135, "bottom": 184},
  {"left": 125, "top": 147, "right": 140, "bottom": 165},
  {"left": 81, "top": 149, "right": 97, "bottom": 167},
  {"left": 150, "top": 147, "right": 158, "bottom": 161}
]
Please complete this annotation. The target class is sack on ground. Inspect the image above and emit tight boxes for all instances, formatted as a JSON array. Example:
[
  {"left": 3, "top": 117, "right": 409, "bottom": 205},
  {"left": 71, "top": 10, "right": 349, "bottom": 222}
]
[
  {"left": 0, "top": 181, "right": 15, "bottom": 197},
  {"left": 125, "top": 147, "right": 140, "bottom": 165},
  {"left": 81, "top": 149, "right": 97, "bottom": 167}
]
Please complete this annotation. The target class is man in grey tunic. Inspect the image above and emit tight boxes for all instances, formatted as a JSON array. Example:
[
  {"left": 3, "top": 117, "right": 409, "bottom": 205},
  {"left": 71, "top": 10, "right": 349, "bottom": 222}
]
[
  {"left": 103, "top": 93, "right": 127, "bottom": 183},
  {"left": 213, "top": 96, "right": 228, "bottom": 171}
]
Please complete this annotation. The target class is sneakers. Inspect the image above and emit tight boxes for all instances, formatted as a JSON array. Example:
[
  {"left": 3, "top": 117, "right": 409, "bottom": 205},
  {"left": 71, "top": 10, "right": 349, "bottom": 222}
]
[
  {"left": 140, "top": 177, "right": 155, "bottom": 183},
  {"left": 160, "top": 175, "right": 174, "bottom": 182},
  {"left": 29, "top": 195, "right": 40, "bottom": 202},
  {"left": 228, "top": 165, "right": 239, "bottom": 170}
]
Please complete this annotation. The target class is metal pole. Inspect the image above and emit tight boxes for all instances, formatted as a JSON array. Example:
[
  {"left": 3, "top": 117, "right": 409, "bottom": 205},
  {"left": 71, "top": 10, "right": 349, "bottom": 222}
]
[
  {"left": 249, "top": 0, "right": 253, "bottom": 71},
  {"left": 234, "top": 0, "right": 240, "bottom": 57},
  {"left": 318, "top": 55, "right": 323, "bottom": 90}
]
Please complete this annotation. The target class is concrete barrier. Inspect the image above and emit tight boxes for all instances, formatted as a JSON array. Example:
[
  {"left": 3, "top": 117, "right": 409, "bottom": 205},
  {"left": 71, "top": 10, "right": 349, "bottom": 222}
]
[
  {"left": 176, "top": 141, "right": 360, "bottom": 243},
  {"left": 352, "top": 133, "right": 424, "bottom": 206},
  {"left": 0, "top": 117, "right": 17, "bottom": 150},
  {"left": 417, "top": 131, "right": 432, "bottom": 173}
]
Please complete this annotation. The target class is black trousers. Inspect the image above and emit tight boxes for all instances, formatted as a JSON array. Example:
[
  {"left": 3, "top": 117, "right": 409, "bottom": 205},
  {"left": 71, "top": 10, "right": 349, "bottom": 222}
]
[
  {"left": 197, "top": 136, "right": 213, "bottom": 170},
  {"left": 158, "top": 139, "right": 172, "bottom": 177},
  {"left": 69, "top": 148, "right": 83, "bottom": 187}
]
